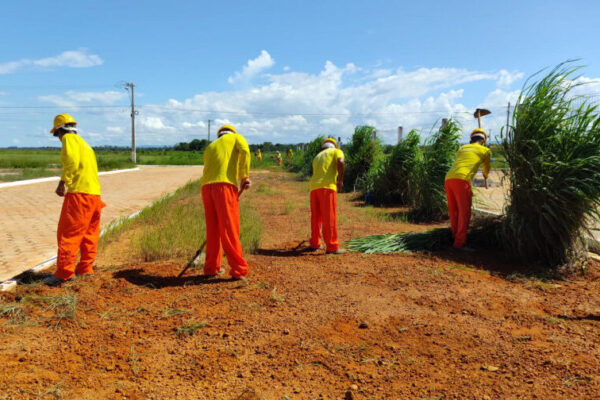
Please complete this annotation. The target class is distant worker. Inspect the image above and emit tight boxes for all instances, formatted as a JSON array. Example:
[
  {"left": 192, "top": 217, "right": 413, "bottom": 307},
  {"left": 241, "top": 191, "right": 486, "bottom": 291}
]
[
  {"left": 276, "top": 150, "right": 282, "bottom": 166},
  {"left": 444, "top": 128, "right": 491, "bottom": 250},
  {"left": 201, "top": 124, "right": 251, "bottom": 280},
  {"left": 287, "top": 148, "right": 294, "bottom": 159},
  {"left": 256, "top": 148, "right": 263, "bottom": 162},
  {"left": 44, "top": 114, "right": 105, "bottom": 286},
  {"left": 308, "top": 138, "right": 345, "bottom": 254}
]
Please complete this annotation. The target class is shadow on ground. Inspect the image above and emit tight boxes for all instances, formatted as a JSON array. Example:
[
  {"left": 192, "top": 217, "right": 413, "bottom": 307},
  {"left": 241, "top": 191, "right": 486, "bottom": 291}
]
[
  {"left": 254, "top": 240, "right": 328, "bottom": 257},
  {"left": 113, "top": 268, "right": 246, "bottom": 289}
]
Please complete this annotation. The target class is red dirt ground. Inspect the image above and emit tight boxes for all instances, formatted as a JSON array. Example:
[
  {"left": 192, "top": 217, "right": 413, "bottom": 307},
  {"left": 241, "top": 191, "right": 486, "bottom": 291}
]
[{"left": 1, "top": 171, "right": 599, "bottom": 399}]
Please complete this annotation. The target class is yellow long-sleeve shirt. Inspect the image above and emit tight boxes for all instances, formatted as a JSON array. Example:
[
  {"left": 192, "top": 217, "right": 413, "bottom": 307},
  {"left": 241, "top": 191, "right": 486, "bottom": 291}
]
[
  {"left": 309, "top": 148, "right": 345, "bottom": 191},
  {"left": 445, "top": 143, "right": 491, "bottom": 183},
  {"left": 201, "top": 133, "right": 250, "bottom": 187},
  {"left": 60, "top": 133, "right": 101, "bottom": 195}
]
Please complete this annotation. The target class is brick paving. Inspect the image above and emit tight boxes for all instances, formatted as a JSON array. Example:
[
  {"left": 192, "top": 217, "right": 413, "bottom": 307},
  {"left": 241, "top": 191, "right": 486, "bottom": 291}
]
[{"left": 0, "top": 165, "right": 203, "bottom": 282}]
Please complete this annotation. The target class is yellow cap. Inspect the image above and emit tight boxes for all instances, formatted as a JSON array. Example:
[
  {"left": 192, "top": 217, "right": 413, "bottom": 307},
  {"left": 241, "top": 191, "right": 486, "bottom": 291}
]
[
  {"left": 470, "top": 128, "right": 487, "bottom": 142},
  {"left": 322, "top": 137, "right": 337, "bottom": 148},
  {"left": 217, "top": 124, "right": 237, "bottom": 136},
  {"left": 51, "top": 113, "right": 77, "bottom": 134}
]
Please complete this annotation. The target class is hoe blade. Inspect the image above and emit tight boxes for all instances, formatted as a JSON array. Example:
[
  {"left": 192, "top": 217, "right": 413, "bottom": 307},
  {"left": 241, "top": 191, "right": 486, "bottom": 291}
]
[{"left": 474, "top": 108, "right": 491, "bottom": 118}]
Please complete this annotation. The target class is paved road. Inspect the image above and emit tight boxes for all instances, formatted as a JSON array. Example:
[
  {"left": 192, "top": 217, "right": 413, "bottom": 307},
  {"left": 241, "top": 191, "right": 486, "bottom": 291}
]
[{"left": 0, "top": 165, "right": 203, "bottom": 282}]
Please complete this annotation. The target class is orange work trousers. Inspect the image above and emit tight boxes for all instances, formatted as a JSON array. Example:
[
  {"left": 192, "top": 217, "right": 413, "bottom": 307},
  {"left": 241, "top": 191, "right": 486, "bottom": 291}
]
[
  {"left": 201, "top": 183, "right": 248, "bottom": 278},
  {"left": 310, "top": 188, "right": 339, "bottom": 252},
  {"left": 444, "top": 178, "right": 472, "bottom": 248},
  {"left": 56, "top": 193, "right": 105, "bottom": 280}
]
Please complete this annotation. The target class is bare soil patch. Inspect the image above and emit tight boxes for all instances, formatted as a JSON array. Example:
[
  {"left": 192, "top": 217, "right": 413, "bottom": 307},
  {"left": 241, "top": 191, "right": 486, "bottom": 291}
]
[{"left": 1, "top": 171, "right": 599, "bottom": 399}]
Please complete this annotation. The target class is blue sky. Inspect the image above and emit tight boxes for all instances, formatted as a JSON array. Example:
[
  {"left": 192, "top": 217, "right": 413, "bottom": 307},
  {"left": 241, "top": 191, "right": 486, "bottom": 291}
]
[{"left": 1, "top": 0, "right": 599, "bottom": 147}]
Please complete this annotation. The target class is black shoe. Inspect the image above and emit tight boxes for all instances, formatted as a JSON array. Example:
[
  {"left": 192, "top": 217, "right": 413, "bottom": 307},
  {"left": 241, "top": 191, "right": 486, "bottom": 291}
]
[{"left": 43, "top": 276, "right": 69, "bottom": 287}]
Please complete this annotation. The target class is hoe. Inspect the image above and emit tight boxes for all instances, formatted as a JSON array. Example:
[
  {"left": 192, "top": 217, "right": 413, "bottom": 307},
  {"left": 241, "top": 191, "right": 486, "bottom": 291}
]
[{"left": 474, "top": 108, "right": 491, "bottom": 189}]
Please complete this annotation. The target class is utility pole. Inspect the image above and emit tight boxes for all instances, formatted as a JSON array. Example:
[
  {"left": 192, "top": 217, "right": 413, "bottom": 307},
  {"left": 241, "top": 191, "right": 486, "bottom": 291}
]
[
  {"left": 125, "top": 82, "right": 136, "bottom": 163},
  {"left": 207, "top": 119, "right": 213, "bottom": 141}
]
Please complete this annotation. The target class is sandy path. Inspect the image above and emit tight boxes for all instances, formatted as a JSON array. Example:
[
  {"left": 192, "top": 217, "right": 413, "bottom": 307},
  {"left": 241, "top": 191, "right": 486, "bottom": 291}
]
[{"left": 0, "top": 165, "right": 203, "bottom": 282}]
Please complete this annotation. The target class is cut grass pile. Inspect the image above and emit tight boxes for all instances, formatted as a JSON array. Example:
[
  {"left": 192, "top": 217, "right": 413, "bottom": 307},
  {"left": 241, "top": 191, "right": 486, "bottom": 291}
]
[{"left": 100, "top": 179, "right": 262, "bottom": 261}]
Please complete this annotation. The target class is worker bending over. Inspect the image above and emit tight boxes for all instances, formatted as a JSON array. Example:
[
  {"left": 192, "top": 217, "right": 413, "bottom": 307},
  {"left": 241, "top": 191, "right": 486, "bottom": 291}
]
[
  {"left": 444, "top": 128, "right": 491, "bottom": 250},
  {"left": 45, "top": 114, "right": 105, "bottom": 286},
  {"left": 201, "top": 124, "right": 251, "bottom": 279},
  {"left": 309, "top": 138, "right": 345, "bottom": 254}
]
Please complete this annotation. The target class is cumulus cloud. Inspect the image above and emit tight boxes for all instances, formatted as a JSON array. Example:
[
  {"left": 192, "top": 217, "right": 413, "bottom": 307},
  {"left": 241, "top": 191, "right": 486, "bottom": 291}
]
[
  {"left": 8, "top": 56, "right": 548, "bottom": 147},
  {"left": 228, "top": 50, "right": 275, "bottom": 84},
  {"left": 0, "top": 50, "right": 103, "bottom": 74}
]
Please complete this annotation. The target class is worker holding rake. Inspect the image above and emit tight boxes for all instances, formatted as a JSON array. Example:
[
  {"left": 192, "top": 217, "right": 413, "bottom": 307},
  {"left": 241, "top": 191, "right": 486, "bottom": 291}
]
[
  {"left": 201, "top": 124, "right": 251, "bottom": 279},
  {"left": 308, "top": 138, "right": 345, "bottom": 254},
  {"left": 444, "top": 128, "right": 491, "bottom": 250},
  {"left": 44, "top": 114, "right": 105, "bottom": 286}
]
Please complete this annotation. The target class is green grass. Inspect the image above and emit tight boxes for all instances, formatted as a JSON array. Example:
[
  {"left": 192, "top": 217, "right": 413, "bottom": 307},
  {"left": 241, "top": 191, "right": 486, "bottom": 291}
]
[
  {"left": 0, "top": 149, "right": 205, "bottom": 182},
  {"left": 0, "top": 147, "right": 285, "bottom": 182},
  {"left": 0, "top": 292, "right": 79, "bottom": 328},
  {"left": 99, "top": 178, "right": 262, "bottom": 261},
  {"left": 0, "top": 303, "right": 28, "bottom": 325},
  {"left": 174, "top": 319, "right": 209, "bottom": 338}
]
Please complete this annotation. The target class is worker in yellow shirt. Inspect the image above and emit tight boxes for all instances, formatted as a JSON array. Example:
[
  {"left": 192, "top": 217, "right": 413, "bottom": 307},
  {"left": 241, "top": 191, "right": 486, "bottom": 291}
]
[
  {"left": 444, "top": 128, "right": 491, "bottom": 249},
  {"left": 276, "top": 150, "right": 282, "bottom": 166},
  {"left": 256, "top": 148, "right": 262, "bottom": 162},
  {"left": 44, "top": 114, "right": 105, "bottom": 286},
  {"left": 287, "top": 148, "right": 294, "bottom": 159},
  {"left": 201, "top": 124, "right": 251, "bottom": 279},
  {"left": 308, "top": 138, "right": 345, "bottom": 254}
]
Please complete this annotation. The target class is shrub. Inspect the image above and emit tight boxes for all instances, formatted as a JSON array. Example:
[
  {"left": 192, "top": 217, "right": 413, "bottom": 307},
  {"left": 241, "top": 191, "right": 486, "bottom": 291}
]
[
  {"left": 500, "top": 62, "right": 600, "bottom": 268},
  {"left": 410, "top": 120, "right": 461, "bottom": 221},
  {"left": 344, "top": 126, "right": 382, "bottom": 191},
  {"left": 285, "top": 136, "right": 327, "bottom": 178},
  {"left": 362, "top": 130, "right": 421, "bottom": 205}
]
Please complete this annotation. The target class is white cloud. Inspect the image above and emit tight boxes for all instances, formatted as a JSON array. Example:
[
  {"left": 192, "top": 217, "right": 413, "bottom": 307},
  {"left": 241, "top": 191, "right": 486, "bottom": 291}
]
[
  {"left": 99, "top": 61, "right": 529, "bottom": 146},
  {"left": 496, "top": 70, "right": 524, "bottom": 88},
  {"left": 181, "top": 121, "right": 207, "bottom": 129},
  {"left": 139, "top": 116, "right": 174, "bottom": 132},
  {"left": 38, "top": 90, "right": 127, "bottom": 107},
  {"left": 4, "top": 55, "right": 541, "bottom": 147},
  {"left": 0, "top": 61, "right": 23, "bottom": 74},
  {"left": 33, "top": 50, "right": 103, "bottom": 68},
  {"left": 228, "top": 50, "right": 275, "bottom": 84},
  {"left": 0, "top": 50, "right": 102, "bottom": 74}
]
